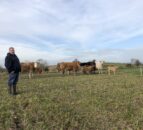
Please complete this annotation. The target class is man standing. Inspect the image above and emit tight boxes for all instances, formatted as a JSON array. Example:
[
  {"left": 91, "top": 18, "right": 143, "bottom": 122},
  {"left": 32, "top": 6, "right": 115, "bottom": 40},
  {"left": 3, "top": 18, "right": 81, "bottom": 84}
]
[{"left": 5, "top": 47, "right": 21, "bottom": 95}]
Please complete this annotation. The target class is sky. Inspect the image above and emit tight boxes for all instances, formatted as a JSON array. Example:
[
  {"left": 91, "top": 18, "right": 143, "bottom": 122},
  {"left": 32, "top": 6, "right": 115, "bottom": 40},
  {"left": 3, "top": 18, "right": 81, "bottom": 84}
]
[{"left": 0, "top": 0, "right": 143, "bottom": 66}]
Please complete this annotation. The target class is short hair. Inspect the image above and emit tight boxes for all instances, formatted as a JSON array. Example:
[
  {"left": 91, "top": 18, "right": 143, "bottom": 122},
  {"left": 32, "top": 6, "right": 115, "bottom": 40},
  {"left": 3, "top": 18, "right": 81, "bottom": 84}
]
[{"left": 9, "top": 47, "right": 14, "bottom": 50}]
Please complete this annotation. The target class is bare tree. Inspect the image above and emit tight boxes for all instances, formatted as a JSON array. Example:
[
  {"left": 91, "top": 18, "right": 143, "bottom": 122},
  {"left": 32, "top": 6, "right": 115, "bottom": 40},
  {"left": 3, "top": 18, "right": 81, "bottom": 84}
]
[
  {"left": 0, "top": 65, "right": 6, "bottom": 72},
  {"left": 36, "top": 59, "right": 49, "bottom": 72},
  {"left": 73, "top": 58, "right": 79, "bottom": 62},
  {"left": 131, "top": 58, "right": 141, "bottom": 66}
]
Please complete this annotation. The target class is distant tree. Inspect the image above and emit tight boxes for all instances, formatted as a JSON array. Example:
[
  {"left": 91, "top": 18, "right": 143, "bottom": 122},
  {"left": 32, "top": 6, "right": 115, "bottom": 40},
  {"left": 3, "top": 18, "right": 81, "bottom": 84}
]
[
  {"left": 131, "top": 58, "right": 141, "bottom": 66},
  {"left": 0, "top": 65, "right": 6, "bottom": 72},
  {"left": 44, "top": 66, "right": 49, "bottom": 72},
  {"left": 36, "top": 59, "right": 49, "bottom": 72},
  {"left": 73, "top": 58, "right": 79, "bottom": 62},
  {"left": 126, "top": 63, "right": 132, "bottom": 68}
]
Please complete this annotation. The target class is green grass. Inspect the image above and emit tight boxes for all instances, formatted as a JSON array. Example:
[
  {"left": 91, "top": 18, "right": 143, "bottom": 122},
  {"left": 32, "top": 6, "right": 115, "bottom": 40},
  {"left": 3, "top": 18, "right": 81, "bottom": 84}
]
[{"left": 1, "top": 70, "right": 143, "bottom": 130}]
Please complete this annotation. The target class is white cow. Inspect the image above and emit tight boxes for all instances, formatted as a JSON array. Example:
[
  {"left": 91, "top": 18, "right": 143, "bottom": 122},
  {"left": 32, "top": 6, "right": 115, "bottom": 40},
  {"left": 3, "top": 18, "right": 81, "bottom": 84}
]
[{"left": 95, "top": 61, "right": 104, "bottom": 74}]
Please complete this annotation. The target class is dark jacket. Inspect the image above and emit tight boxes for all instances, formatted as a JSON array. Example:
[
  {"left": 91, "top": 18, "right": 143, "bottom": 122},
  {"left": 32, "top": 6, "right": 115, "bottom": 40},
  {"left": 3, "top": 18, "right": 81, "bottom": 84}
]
[{"left": 5, "top": 53, "right": 21, "bottom": 73}]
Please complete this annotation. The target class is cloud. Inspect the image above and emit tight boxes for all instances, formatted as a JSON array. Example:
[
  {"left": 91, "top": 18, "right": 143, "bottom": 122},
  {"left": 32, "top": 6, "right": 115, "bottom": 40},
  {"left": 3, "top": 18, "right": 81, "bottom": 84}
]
[
  {"left": 1, "top": 40, "right": 143, "bottom": 67},
  {"left": 0, "top": 42, "right": 74, "bottom": 67},
  {"left": 0, "top": 0, "right": 143, "bottom": 66}
]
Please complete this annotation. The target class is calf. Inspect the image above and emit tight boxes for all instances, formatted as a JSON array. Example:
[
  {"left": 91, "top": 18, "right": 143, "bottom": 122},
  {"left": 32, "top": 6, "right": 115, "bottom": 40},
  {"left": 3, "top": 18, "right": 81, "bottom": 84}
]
[{"left": 107, "top": 66, "right": 118, "bottom": 75}]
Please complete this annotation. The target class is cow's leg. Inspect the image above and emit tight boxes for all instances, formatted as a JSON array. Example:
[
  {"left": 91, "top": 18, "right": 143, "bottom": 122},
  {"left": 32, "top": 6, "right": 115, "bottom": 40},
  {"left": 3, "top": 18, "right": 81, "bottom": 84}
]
[
  {"left": 75, "top": 70, "right": 78, "bottom": 75},
  {"left": 108, "top": 70, "right": 110, "bottom": 75},
  {"left": 29, "top": 72, "right": 31, "bottom": 79},
  {"left": 62, "top": 70, "right": 65, "bottom": 75},
  {"left": 73, "top": 69, "right": 76, "bottom": 75},
  {"left": 100, "top": 70, "right": 102, "bottom": 74},
  {"left": 68, "top": 71, "right": 70, "bottom": 75},
  {"left": 29, "top": 71, "right": 32, "bottom": 79},
  {"left": 83, "top": 69, "right": 86, "bottom": 74}
]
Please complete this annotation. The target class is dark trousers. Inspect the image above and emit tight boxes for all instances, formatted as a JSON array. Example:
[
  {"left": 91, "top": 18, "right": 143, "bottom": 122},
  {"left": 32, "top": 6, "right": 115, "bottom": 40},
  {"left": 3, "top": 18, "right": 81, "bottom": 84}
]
[{"left": 8, "top": 72, "right": 19, "bottom": 94}]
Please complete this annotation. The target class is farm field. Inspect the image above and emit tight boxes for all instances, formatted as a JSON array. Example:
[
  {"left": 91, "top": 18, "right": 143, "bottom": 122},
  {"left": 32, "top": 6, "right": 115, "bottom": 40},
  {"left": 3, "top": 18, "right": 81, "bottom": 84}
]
[{"left": 1, "top": 69, "right": 143, "bottom": 130}]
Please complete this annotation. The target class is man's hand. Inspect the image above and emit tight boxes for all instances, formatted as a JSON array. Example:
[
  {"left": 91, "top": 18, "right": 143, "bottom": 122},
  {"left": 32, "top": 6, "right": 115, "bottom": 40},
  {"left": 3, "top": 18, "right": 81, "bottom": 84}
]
[{"left": 11, "top": 71, "right": 15, "bottom": 74}]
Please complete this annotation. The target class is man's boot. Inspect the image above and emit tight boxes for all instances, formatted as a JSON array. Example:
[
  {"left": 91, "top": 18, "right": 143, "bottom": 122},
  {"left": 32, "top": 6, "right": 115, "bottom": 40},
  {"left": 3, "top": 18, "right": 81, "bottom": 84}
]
[
  {"left": 13, "top": 85, "right": 17, "bottom": 95},
  {"left": 8, "top": 86, "right": 12, "bottom": 95}
]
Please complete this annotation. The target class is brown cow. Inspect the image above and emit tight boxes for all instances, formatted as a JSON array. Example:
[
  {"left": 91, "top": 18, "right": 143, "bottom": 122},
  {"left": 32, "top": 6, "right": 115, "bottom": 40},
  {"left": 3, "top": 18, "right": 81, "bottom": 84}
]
[
  {"left": 57, "top": 62, "right": 80, "bottom": 75},
  {"left": 21, "top": 62, "right": 42, "bottom": 78},
  {"left": 56, "top": 62, "right": 63, "bottom": 72},
  {"left": 107, "top": 66, "right": 118, "bottom": 75}
]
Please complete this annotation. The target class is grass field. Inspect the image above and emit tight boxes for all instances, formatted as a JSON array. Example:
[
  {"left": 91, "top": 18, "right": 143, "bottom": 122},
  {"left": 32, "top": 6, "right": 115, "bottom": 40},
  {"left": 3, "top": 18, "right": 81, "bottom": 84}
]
[{"left": 1, "top": 68, "right": 143, "bottom": 130}]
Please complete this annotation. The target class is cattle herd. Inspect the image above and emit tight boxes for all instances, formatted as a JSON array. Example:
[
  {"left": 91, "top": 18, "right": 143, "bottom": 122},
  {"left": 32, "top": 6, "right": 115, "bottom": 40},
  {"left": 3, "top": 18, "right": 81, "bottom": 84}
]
[
  {"left": 19, "top": 60, "right": 119, "bottom": 78},
  {"left": 56, "top": 60, "right": 118, "bottom": 75}
]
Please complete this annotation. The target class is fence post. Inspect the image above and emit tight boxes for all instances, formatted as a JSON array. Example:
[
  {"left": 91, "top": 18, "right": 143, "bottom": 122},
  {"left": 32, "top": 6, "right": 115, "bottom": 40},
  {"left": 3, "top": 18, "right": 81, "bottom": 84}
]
[{"left": 140, "top": 66, "right": 143, "bottom": 76}]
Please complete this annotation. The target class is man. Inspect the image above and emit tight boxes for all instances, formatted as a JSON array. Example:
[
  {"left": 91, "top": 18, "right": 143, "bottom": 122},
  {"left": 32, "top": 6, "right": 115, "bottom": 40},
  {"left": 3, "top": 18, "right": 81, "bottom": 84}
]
[{"left": 5, "top": 47, "right": 21, "bottom": 95}]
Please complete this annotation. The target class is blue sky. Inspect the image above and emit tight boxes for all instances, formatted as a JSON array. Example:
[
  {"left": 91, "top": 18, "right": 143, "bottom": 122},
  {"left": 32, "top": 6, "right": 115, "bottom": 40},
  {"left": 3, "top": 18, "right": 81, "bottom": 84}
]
[{"left": 0, "top": 0, "right": 143, "bottom": 65}]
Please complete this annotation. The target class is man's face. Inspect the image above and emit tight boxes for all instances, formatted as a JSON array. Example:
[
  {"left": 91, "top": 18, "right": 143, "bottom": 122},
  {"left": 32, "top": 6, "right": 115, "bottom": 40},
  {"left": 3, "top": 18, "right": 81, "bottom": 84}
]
[{"left": 9, "top": 48, "right": 15, "bottom": 55}]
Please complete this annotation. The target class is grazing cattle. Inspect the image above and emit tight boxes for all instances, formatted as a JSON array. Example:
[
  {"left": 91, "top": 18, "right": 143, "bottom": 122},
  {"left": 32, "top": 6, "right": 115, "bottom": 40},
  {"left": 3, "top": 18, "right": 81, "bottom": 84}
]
[
  {"left": 21, "top": 62, "right": 42, "bottom": 78},
  {"left": 82, "top": 66, "right": 96, "bottom": 74},
  {"left": 56, "top": 62, "right": 80, "bottom": 75},
  {"left": 56, "top": 63, "right": 63, "bottom": 72},
  {"left": 80, "top": 60, "right": 96, "bottom": 74},
  {"left": 107, "top": 66, "right": 118, "bottom": 75},
  {"left": 80, "top": 60, "right": 96, "bottom": 67},
  {"left": 96, "top": 61, "right": 104, "bottom": 74}
]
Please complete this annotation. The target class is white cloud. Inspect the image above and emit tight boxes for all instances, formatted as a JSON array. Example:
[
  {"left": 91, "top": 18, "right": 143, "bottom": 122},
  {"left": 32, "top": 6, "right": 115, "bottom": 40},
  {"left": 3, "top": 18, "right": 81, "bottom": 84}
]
[{"left": 0, "top": 0, "right": 143, "bottom": 65}]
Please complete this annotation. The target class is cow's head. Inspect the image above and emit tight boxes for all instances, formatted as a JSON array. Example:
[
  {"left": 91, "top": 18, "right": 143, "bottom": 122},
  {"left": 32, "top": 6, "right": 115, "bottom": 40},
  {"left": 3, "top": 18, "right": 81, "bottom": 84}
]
[
  {"left": 56, "top": 63, "right": 61, "bottom": 72},
  {"left": 34, "top": 62, "right": 38, "bottom": 68},
  {"left": 100, "top": 61, "right": 104, "bottom": 64}
]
